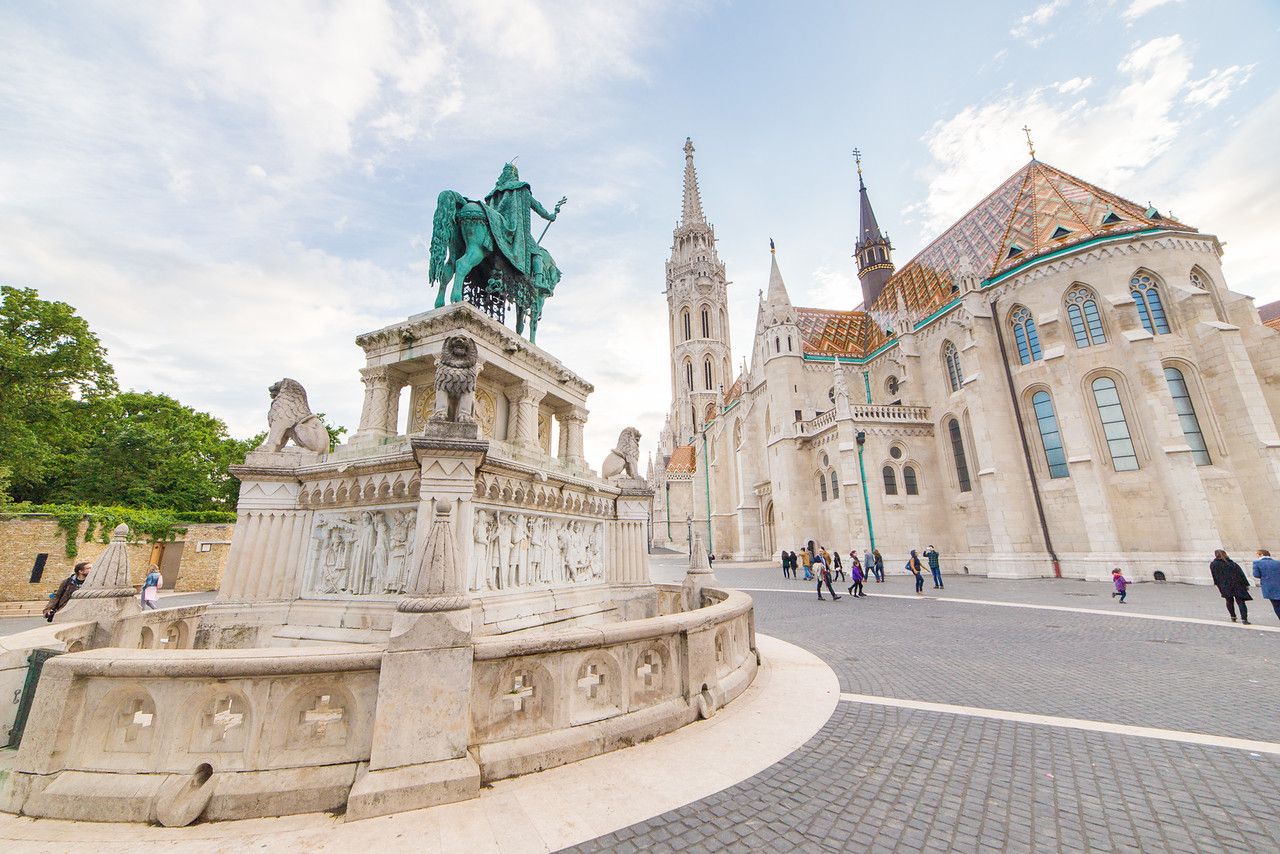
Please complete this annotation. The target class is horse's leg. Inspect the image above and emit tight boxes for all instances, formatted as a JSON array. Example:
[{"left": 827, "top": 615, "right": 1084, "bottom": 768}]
[
  {"left": 434, "top": 276, "right": 448, "bottom": 309},
  {"left": 452, "top": 241, "right": 485, "bottom": 304},
  {"left": 529, "top": 311, "right": 538, "bottom": 344},
  {"left": 516, "top": 307, "right": 526, "bottom": 335}
]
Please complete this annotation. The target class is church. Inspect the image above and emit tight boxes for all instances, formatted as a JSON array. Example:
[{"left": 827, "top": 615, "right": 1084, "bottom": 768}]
[{"left": 649, "top": 138, "right": 1280, "bottom": 583}]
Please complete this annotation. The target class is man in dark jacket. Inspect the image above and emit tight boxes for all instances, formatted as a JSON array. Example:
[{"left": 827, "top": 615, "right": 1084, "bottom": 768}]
[
  {"left": 43, "top": 562, "right": 90, "bottom": 622},
  {"left": 1253, "top": 549, "right": 1280, "bottom": 622},
  {"left": 1210, "top": 550, "right": 1251, "bottom": 624}
]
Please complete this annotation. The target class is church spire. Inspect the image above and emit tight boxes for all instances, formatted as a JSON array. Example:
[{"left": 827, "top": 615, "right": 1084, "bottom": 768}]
[
  {"left": 766, "top": 239, "right": 792, "bottom": 308},
  {"left": 853, "top": 149, "right": 894, "bottom": 308},
  {"left": 681, "top": 137, "right": 706, "bottom": 225}
]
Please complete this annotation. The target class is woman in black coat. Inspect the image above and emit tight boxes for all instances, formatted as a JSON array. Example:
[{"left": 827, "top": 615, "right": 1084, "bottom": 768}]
[{"left": 1210, "top": 549, "right": 1252, "bottom": 624}]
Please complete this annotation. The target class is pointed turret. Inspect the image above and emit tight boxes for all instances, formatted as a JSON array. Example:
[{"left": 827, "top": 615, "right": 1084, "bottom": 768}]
[
  {"left": 681, "top": 137, "right": 706, "bottom": 226},
  {"left": 765, "top": 239, "right": 792, "bottom": 310},
  {"left": 853, "top": 151, "right": 894, "bottom": 308}
]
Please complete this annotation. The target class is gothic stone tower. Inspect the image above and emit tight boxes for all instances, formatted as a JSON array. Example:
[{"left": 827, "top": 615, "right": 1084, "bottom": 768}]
[
  {"left": 666, "top": 138, "right": 733, "bottom": 443},
  {"left": 854, "top": 151, "right": 895, "bottom": 308}
]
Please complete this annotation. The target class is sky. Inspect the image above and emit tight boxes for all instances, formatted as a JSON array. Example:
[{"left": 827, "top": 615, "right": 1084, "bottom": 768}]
[{"left": 2, "top": 0, "right": 1277, "bottom": 468}]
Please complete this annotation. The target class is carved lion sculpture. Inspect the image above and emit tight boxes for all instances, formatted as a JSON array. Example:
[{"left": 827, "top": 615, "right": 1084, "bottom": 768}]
[
  {"left": 259, "top": 378, "right": 330, "bottom": 453},
  {"left": 432, "top": 335, "right": 480, "bottom": 423},
  {"left": 601, "top": 427, "right": 642, "bottom": 481}
]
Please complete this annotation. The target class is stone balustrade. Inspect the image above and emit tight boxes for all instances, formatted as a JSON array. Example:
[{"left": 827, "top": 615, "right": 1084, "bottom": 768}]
[{"left": 850, "top": 403, "right": 932, "bottom": 422}]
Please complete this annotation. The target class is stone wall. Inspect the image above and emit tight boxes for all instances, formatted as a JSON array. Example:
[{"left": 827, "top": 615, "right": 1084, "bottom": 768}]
[{"left": 0, "top": 518, "right": 234, "bottom": 602}]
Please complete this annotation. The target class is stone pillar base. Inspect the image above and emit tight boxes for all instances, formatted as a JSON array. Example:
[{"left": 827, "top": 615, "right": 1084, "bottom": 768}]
[{"left": 344, "top": 755, "right": 481, "bottom": 821}]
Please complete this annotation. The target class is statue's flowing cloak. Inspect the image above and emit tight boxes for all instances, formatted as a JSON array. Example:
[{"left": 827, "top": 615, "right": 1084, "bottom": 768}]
[{"left": 481, "top": 178, "right": 535, "bottom": 276}]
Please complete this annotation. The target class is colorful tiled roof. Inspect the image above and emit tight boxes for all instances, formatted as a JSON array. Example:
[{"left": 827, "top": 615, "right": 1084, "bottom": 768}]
[
  {"left": 868, "top": 159, "right": 1198, "bottom": 320},
  {"left": 795, "top": 307, "right": 887, "bottom": 357},
  {"left": 1259, "top": 300, "right": 1280, "bottom": 332},
  {"left": 722, "top": 375, "right": 745, "bottom": 406},
  {"left": 666, "top": 444, "right": 697, "bottom": 473}
]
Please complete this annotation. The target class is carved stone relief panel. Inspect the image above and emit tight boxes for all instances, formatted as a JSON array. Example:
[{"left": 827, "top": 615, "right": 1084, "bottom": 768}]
[
  {"left": 470, "top": 507, "right": 604, "bottom": 594},
  {"left": 411, "top": 385, "right": 497, "bottom": 437},
  {"left": 303, "top": 507, "right": 418, "bottom": 598}
]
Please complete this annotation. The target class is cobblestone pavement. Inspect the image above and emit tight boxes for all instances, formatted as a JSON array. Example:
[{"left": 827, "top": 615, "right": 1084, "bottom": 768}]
[{"left": 565, "top": 558, "right": 1280, "bottom": 853}]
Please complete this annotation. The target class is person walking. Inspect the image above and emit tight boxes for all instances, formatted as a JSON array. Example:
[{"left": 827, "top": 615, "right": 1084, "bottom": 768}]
[
  {"left": 815, "top": 551, "right": 840, "bottom": 601},
  {"left": 141, "top": 564, "right": 163, "bottom": 610},
  {"left": 862, "top": 548, "right": 874, "bottom": 582},
  {"left": 924, "top": 545, "right": 944, "bottom": 589},
  {"left": 789, "top": 551, "right": 799, "bottom": 580},
  {"left": 1252, "top": 549, "right": 1280, "bottom": 622},
  {"left": 828, "top": 548, "right": 845, "bottom": 582},
  {"left": 800, "top": 548, "right": 814, "bottom": 581},
  {"left": 1210, "top": 549, "right": 1251, "bottom": 624},
  {"left": 907, "top": 550, "right": 925, "bottom": 595},
  {"left": 781, "top": 549, "right": 792, "bottom": 579},
  {"left": 44, "top": 562, "right": 90, "bottom": 622},
  {"left": 873, "top": 549, "right": 885, "bottom": 583},
  {"left": 847, "top": 559, "right": 866, "bottom": 597},
  {"left": 1111, "top": 568, "right": 1129, "bottom": 604}
]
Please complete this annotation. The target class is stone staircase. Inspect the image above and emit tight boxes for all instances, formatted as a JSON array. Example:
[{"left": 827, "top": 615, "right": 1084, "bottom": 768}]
[{"left": 0, "top": 601, "right": 45, "bottom": 618}]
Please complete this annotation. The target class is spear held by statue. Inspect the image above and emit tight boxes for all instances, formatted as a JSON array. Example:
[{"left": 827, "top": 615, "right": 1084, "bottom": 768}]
[{"left": 537, "top": 197, "right": 568, "bottom": 244}]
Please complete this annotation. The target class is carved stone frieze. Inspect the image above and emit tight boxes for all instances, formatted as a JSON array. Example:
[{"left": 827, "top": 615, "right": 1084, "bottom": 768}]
[
  {"left": 303, "top": 507, "right": 418, "bottom": 597},
  {"left": 470, "top": 507, "right": 604, "bottom": 593}
]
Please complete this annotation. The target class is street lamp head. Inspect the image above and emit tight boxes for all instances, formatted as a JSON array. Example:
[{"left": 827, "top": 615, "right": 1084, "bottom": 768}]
[{"left": 856, "top": 430, "right": 866, "bottom": 446}]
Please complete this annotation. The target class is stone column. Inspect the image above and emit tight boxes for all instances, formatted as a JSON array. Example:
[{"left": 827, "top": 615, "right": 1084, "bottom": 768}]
[
  {"left": 352, "top": 366, "right": 396, "bottom": 443},
  {"left": 562, "top": 406, "right": 588, "bottom": 468},
  {"left": 507, "top": 381, "right": 545, "bottom": 453},
  {"left": 346, "top": 434, "right": 487, "bottom": 820},
  {"left": 384, "top": 374, "right": 406, "bottom": 436},
  {"left": 610, "top": 482, "right": 657, "bottom": 619},
  {"left": 556, "top": 409, "right": 572, "bottom": 461}
]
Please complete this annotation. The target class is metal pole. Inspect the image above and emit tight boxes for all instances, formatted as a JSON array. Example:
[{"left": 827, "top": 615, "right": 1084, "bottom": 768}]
[
  {"left": 856, "top": 431, "right": 876, "bottom": 552},
  {"left": 664, "top": 481, "right": 672, "bottom": 541}
]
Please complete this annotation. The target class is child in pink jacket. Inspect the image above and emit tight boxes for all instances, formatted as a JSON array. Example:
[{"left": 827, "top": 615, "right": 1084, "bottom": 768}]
[{"left": 1111, "top": 568, "right": 1129, "bottom": 604}]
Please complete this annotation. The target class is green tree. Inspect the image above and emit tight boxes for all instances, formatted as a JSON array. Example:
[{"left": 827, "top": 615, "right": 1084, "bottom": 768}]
[
  {"left": 0, "top": 286, "right": 118, "bottom": 502},
  {"left": 53, "top": 391, "right": 250, "bottom": 511}
]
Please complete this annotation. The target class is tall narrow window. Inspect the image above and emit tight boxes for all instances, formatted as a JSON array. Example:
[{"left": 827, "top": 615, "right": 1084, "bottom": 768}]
[
  {"left": 1091, "top": 377, "right": 1139, "bottom": 471},
  {"left": 1065, "top": 286, "right": 1106, "bottom": 348},
  {"left": 787, "top": 336, "right": 792, "bottom": 352},
  {"left": 947, "top": 418, "right": 972, "bottom": 492},
  {"left": 682, "top": 310, "right": 691, "bottom": 342},
  {"left": 704, "top": 358, "right": 713, "bottom": 390},
  {"left": 1163, "top": 367, "right": 1211, "bottom": 465},
  {"left": 903, "top": 466, "right": 919, "bottom": 495},
  {"left": 1010, "top": 306, "right": 1042, "bottom": 364},
  {"left": 1031, "top": 391, "right": 1069, "bottom": 478},
  {"left": 774, "top": 337, "right": 780, "bottom": 354},
  {"left": 701, "top": 307, "right": 710, "bottom": 338},
  {"left": 819, "top": 473, "right": 828, "bottom": 501},
  {"left": 882, "top": 466, "right": 898, "bottom": 495},
  {"left": 830, "top": 470, "right": 840, "bottom": 499},
  {"left": 1130, "top": 273, "right": 1170, "bottom": 335},
  {"left": 943, "top": 341, "right": 963, "bottom": 392},
  {"left": 685, "top": 360, "right": 693, "bottom": 391}
]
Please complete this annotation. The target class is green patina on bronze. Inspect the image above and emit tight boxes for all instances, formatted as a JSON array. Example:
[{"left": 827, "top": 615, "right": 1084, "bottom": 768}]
[{"left": 428, "top": 163, "right": 566, "bottom": 343}]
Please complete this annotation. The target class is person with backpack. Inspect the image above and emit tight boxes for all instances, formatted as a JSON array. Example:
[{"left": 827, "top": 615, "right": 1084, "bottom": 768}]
[
  {"left": 140, "top": 564, "right": 163, "bottom": 610},
  {"left": 814, "top": 550, "right": 840, "bottom": 601},
  {"left": 1210, "top": 549, "right": 1251, "bottom": 624},
  {"left": 44, "top": 562, "right": 90, "bottom": 622},
  {"left": 906, "top": 550, "right": 925, "bottom": 595}
]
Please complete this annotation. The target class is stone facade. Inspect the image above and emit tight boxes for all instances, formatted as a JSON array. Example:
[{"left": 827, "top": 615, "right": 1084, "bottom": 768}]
[
  {"left": 652, "top": 148, "right": 1280, "bottom": 583},
  {"left": 0, "top": 518, "right": 233, "bottom": 603}
]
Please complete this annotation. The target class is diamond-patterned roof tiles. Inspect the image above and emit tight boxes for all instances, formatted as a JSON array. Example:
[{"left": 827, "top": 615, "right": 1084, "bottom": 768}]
[
  {"left": 666, "top": 444, "right": 697, "bottom": 473},
  {"left": 867, "top": 159, "right": 1197, "bottom": 319},
  {"left": 795, "top": 308, "right": 887, "bottom": 357}
]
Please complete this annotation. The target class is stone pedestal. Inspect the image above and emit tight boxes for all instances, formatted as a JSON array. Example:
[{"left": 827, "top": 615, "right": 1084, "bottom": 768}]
[{"left": 345, "top": 437, "right": 486, "bottom": 820}]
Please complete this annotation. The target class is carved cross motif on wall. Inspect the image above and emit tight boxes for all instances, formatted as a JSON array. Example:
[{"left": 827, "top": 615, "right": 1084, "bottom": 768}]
[
  {"left": 636, "top": 651, "right": 661, "bottom": 689},
  {"left": 201, "top": 696, "right": 245, "bottom": 744},
  {"left": 505, "top": 673, "right": 535, "bottom": 714},
  {"left": 577, "top": 664, "right": 605, "bottom": 701},
  {"left": 300, "top": 694, "right": 345, "bottom": 739},
  {"left": 117, "top": 699, "right": 154, "bottom": 743}
]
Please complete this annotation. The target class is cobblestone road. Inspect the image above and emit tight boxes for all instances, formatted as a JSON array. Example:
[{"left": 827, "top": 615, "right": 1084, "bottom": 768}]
[{"left": 565, "top": 561, "right": 1280, "bottom": 853}]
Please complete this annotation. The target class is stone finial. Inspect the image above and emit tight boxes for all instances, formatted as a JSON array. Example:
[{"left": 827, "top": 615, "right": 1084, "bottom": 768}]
[
  {"left": 259, "top": 378, "right": 330, "bottom": 453},
  {"left": 688, "top": 528, "right": 714, "bottom": 577},
  {"left": 75, "top": 523, "right": 135, "bottom": 599},
  {"left": 399, "top": 503, "right": 468, "bottom": 613},
  {"left": 682, "top": 528, "right": 716, "bottom": 611}
]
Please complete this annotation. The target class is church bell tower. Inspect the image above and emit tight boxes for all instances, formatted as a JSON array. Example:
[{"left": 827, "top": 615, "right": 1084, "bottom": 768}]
[
  {"left": 853, "top": 150, "right": 895, "bottom": 308},
  {"left": 665, "top": 138, "right": 733, "bottom": 445}
]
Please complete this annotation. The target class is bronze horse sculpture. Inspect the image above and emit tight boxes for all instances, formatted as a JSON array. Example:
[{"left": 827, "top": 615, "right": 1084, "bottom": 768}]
[{"left": 428, "top": 163, "right": 564, "bottom": 343}]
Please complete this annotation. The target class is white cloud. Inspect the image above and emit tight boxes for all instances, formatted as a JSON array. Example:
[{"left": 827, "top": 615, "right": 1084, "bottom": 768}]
[
  {"left": 1054, "top": 76, "right": 1093, "bottom": 94},
  {"left": 1122, "top": 0, "right": 1182, "bottom": 23},
  {"left": 1010, "top": 0, "right": 1071, "bottom": 45},
  {"left": 1185, "top": 64, "right": 1256, "bottom": 108},
  {"left": 914, "top": 35, "right": 1201, "bottom": 236}
]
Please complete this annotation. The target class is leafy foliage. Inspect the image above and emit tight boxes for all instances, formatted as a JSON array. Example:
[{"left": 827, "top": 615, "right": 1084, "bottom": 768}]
[{"left": 0, "top": 503, "right": 237, "bottom": 557}]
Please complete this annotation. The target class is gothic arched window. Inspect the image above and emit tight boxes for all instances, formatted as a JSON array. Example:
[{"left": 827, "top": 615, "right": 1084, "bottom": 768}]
[
  {"left": 819, "top": 473, "right": 828, "bottom": 501},
  {"left": 830, "top": 470, "right": 839, "bottom": 499},
  {"left": 704, "top": 358, "right": 713, "bottom": 390},
  {"left": 786, "top": 336, "right": 793, "bottom": 352},
  {"left": 1031, "top": 390, "right": 1069, "bottom": 478},
  {"left": 774, "top": 337, "right": 780, "bottom": 354},
  {"left": 882, "top": 466, "right": 898, "bottom": 495},
  {"left": 947, "top": 418, "right": 972, "bottom": 492},
  {"left": 1065, "top": 286, "right": 1106, "bottom": 348},
  {"left": 887, "top": 376, "right": 899, "bottom": 395},
  {"left": 1010, "top": 305, "right": 1042, "bottom": 365},
  {"left": 682, "top": 309, "right": 691, "bottom": 342},
  {"left": 1091, "top": 377, "right": 1139, "bottom": 471},
  {"left": 701, "top": 307, "right": 710, "bottom": 338},
  {"left": 903, "top": 465, "right": 919, "bottom": 495},
  {"left": 1163, "top": 366, "right": 1210, "bottom": 465},
  {"left": 1130, "top": 272, "right": 1170, "bottom": 335},
  {"left": 943, "top": 341, "right": 963, "bottom": 392},
  {"left": 684, "top": 360, "right": 693, "bottom": 391}
]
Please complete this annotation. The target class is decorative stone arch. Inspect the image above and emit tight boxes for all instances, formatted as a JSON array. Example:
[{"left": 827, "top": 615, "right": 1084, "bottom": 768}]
[
  {"left": 1063, "top": 282, "right": 1109, "bottom": 348},
  {"left": 704, "top": 402, "right": 716, "bottom": 424},
  {"left": 95, "top": 687, "right": 158, "bottom": 754},
  {"left": 161, "top": 620, "right": 190, "bottom": 650},
  {"left": 277, "top": 684, "right": 358, "bottom": 752},
  {"left": 488, "top": 659, "right": 555, "bottom": 738},
  {"left": 762, "top": 500, "right": 776, "bottom": 556},
  {"left": 900, "top": 459, "right": 922, "bottom": 495},
  {"left": 1127, "top": 267, "right": 1174, "bottom": 335},
  {"left": 138, "top": 626, "right": 155, "bottom": 649},
  {"left": 631, "top": 640, "right": 675, "bottom": 705},
  {"left": 570, "top": 650, "right": 622, "bottom": 725},
  {"left": 1189, "top": 264, "right": 1227, "bottom": 321},
  {"left": 187, "top": 685, "right": 253, "bottom": 755},
  {"left": 941, "top": 340, "right": 963, "bottom": 393}
]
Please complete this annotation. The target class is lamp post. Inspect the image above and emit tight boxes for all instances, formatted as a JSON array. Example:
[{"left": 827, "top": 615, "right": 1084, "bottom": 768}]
[
  {"left": 685, "top": 514, "right": 693, "bottom": 558},
  {"left": 701, "top": 429, "right": 713, "bottom": 554},
  {"left": 856, "top": 430, "right": 876, "bottom": 551},
  {"left": 664, "top": 481, "right": 672, "bottom": 542}
]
